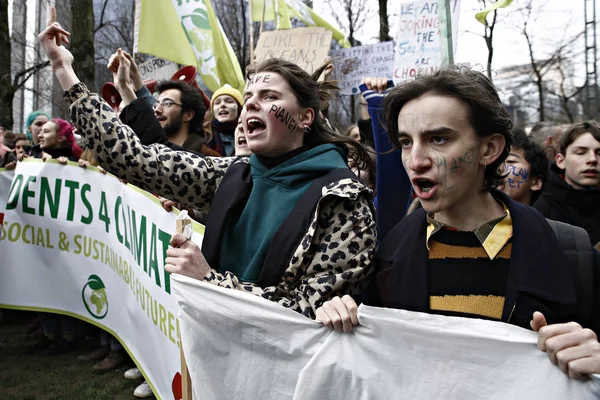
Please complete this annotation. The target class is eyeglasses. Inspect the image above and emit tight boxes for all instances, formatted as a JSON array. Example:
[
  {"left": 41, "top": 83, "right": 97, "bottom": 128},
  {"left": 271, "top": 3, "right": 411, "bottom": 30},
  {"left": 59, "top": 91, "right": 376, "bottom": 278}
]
[{"left": 154, "top": 99, "right": 183, "bottom": 109}]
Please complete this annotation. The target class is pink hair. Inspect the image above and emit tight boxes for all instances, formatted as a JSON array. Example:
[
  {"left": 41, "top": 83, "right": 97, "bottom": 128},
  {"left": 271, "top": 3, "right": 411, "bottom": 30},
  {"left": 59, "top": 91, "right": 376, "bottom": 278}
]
[{"left": 51, "top": 118, "right": 82, "bottom": 158}]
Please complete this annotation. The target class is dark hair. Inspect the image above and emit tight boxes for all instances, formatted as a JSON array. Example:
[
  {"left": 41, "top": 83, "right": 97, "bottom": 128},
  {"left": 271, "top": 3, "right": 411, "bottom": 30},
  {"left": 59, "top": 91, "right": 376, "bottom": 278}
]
[
  {"left": 246, "top": 59, "right": 371, "bottom": 172},
  {"left": 559, "top": 121, "right": 600, "bottom": 155},
  {"left": 156, "top": 80, "right": 207, "bottom": 136},
  {"left": 383, "top": 66, "right": 514, "bottom": 191},
  {"left": 511, "top": 128, "right": 548, "bottom": 204}
]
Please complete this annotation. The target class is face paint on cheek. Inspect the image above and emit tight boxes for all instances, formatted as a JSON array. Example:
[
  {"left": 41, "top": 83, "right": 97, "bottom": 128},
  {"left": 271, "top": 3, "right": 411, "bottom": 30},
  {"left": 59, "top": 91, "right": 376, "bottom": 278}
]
[{"left": 268, "top": 105, "right": 298, "bottom": 133}]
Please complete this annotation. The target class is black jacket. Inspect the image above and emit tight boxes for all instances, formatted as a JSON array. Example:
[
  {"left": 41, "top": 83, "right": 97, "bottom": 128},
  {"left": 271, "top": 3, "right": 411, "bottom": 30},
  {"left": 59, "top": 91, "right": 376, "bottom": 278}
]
[
  {"left": 533, "top": 164, "right": 600, "bottom": 245},
  {"left": 36, "top": 146, "right": 79, "bottom": 162},
  {"left": 119, "top": 98, "right": 202, "bottom": 155},
  {"left": 367, "top": 191, "right": 600, "bottom": 335}
]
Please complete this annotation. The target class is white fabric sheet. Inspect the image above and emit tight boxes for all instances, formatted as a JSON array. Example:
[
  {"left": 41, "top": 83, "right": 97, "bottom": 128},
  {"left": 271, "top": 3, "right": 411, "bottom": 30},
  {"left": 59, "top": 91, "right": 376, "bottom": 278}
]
[{"left": 172, "top": 275, "right": 600, "bottom": 400}]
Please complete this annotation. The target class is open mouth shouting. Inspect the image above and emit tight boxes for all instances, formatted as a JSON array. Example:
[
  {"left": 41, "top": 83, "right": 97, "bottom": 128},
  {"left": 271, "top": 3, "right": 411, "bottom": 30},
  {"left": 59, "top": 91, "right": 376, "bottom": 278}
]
[
  {"left": 412, "top": 177, "right": 438, "bottom": 200},
  {"left": 237, "top": 134, "right": 248, "bottom": 148},
  {"left": 246, "top": 117, "right": 266, "bottom": 137},
  {"left": 218, "top": 109, "right": 230, "bottom": 117}
]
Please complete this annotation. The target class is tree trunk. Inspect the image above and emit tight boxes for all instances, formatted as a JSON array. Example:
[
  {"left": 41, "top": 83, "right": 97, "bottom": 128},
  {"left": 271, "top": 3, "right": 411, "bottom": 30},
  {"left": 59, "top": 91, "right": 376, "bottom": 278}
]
[
  {"left": 485, "top": 10, "right": 496, "bottom": 80},
  {"left": 0, "top": 0, "right": 14, "bottom": 129},
  {"left": 71, "top": 0, "right": 95, "bottom": 91},
  {"left": 379, "top": 0, "right": 390, "bottom": 42},
  {"left": 536, "top": 76, "right": 545, "bottom": 121}
]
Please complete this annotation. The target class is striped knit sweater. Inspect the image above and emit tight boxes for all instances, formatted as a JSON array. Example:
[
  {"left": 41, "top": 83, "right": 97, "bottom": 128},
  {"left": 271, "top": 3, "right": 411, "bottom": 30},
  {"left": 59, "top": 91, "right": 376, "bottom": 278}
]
[{"left": 428, "top": 228, "right": 512, "bottom": 321}]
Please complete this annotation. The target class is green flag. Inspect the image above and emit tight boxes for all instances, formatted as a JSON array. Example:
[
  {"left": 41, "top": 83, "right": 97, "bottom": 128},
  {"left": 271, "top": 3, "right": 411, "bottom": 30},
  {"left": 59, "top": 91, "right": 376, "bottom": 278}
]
[
  {"left": 135, "top": 0, "right": 245, "bottom": 92},
  {"left": 476, "top": 0, "right": 513, "bottom": 26}
]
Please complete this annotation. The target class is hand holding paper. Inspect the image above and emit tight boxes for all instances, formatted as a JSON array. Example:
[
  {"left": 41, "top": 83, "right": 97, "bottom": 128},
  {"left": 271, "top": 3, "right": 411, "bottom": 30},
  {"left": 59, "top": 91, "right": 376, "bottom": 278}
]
[{"left": 165, "top": 211, "right": 211, "bottom": 281}]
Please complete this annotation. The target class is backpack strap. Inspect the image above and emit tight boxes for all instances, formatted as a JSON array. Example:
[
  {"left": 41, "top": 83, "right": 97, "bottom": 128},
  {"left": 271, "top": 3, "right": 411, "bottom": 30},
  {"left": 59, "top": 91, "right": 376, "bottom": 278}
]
[
  {"left": 258, "top": 168, "right": 360, "bottom": 288},
  {"left": 546, "top": 219, "right": 594, "bottom": 328}
]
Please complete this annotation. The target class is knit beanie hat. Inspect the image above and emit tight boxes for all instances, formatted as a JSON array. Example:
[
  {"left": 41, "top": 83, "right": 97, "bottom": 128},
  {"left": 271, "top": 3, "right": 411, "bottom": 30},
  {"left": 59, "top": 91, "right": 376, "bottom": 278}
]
[{"left": 210, "top": 84, "right": 243, "bottom": 110}]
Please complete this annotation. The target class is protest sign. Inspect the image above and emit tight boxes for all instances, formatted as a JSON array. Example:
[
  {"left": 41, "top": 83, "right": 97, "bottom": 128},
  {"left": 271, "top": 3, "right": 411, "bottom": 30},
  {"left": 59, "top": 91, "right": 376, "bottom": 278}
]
[
  {"left": 394, "top": 0, "right": 461, "bottom": 81},
  {"left": 330, "top": 42, "right": 395, "bottom": 95},
  {"left": 174, "top": 275, "right": 600, "bottom": 400},
  {"left": 138, "top": 57, "right": 179, "bottom": 82},
  {"left": 254, "top": 27, "right": 332, "bottom": 73},
  {"left": 0, "top": 160, "right": 204, "bottom": 400}
]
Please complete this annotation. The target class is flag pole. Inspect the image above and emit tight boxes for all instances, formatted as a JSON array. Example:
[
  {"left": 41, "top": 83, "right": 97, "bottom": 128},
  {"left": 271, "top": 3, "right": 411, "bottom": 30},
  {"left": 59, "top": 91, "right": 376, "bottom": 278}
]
[
  {"left": 438, "top": 0, "right": 454, "bottom": 66},
  {"left": 260, "top": 0, "right": 267, "bottom": 36},
  {"left": 249, "top": 0, "right": 255, "bottom": 63}
]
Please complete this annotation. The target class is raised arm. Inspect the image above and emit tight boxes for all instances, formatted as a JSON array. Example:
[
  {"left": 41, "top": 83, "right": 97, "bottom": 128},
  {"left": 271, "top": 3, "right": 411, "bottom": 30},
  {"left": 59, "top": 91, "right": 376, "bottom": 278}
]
[
  {"left": 39, "top": 7, "right": 234, "bottom": 211},
  {"left": 360, "top": 77, "right": 413, "bottom": 240}
]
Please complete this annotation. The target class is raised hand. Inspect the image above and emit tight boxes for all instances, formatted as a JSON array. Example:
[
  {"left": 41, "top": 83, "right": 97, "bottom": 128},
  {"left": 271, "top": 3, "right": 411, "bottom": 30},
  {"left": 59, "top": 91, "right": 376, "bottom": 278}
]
[
  {"left": 37, "top": 6, "right": 73, "bottom": 69},
  {"left": 361, "top": 77, "right": 389, "bottom": 93},
  {"left": 37, "top": 6, "right": 79, "bottom": 90},
  {"left": 123, "top": 51, "right": 144, "bottom": 91}
]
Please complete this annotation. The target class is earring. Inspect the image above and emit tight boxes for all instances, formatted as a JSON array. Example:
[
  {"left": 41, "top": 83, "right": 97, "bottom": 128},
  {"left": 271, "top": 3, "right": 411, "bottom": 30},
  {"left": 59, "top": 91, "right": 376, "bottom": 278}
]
[{"left": 303, "top": 125, "right": 311, "bottom": 134}]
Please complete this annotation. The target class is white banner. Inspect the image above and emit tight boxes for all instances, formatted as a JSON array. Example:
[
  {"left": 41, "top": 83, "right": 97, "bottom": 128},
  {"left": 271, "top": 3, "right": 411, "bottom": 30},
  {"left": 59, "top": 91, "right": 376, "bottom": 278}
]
[
  {"left": 174, "top": 275, "right": 600, "bottom": 400},
  {"left": 330, "top": 42, "right": 395, "bottom": 95},
  {"left": 394, "top": 0, "right": 461, "bottom": 81},
  {"left": 0, "top": 160, "right": 204, "bottom": 400}
]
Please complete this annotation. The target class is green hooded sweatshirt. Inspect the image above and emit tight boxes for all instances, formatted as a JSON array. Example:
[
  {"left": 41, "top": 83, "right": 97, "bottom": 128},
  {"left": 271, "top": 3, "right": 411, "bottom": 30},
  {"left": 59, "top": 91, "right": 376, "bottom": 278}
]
[{"left": 218, "top": 144, "right": 349, "bottom": 283}]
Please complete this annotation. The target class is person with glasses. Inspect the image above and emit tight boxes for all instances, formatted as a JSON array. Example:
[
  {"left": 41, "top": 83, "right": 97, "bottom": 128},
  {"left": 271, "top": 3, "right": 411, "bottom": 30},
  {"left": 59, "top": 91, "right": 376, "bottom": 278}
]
[{"left": 108, "top": 49, "right": 219, "bottom": 158}]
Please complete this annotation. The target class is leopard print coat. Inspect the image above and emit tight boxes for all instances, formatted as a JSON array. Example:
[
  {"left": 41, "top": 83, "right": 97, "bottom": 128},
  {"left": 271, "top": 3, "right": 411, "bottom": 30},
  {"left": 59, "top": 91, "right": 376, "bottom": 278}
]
[{"left": 65, "top": 82, "right": 377, "bottom": 319}]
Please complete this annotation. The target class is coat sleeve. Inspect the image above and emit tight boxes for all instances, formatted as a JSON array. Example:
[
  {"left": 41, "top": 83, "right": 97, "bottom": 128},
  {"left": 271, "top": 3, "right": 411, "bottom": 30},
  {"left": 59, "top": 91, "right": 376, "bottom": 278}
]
[
  {"left": 64, "top": 82, "right": 235, "bottom": 212},
  {"left": 202, "top": 190, "right": 378, "bottom": 319},
  {"left": 359, "top": 82, "right": 413, "bottom": 240}
]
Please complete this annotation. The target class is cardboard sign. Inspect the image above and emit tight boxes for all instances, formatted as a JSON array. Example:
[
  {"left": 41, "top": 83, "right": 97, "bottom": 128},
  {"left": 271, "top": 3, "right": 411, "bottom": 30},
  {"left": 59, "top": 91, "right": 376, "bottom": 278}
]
[
  {"left": 138, "top": 57, "right": 179, "bottom": 82},
  {"left": 330, "top": 42, "right": 395, "bottom": 95},
  {"left": 254, "top": 27, "right": 333, "bottom": 73},
  {"left": 394, "top": 0, "right": 461, "bottom": 81}
]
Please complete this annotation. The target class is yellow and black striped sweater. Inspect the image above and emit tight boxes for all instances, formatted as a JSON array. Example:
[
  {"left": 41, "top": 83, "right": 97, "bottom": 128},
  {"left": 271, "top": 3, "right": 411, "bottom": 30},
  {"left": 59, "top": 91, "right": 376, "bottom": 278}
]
[{"left": 428, "top": 228, "right": 512, "bottom": 321}]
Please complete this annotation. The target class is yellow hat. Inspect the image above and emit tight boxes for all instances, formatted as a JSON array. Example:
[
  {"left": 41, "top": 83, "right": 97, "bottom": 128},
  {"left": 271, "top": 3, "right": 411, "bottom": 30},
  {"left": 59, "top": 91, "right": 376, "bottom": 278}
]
[{"left": 210, "top": 84, "right": 243, "bottom": 110}]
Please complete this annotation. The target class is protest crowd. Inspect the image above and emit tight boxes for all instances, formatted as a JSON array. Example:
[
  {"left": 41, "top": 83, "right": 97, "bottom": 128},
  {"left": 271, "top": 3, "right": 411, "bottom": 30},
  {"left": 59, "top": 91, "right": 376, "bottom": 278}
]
[{"left": 1, "top": 1, "right": 600, "bottom": 399}]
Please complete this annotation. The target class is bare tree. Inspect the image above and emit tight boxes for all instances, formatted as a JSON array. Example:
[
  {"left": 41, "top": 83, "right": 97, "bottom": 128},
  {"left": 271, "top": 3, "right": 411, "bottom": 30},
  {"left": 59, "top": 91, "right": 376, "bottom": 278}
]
[
  {"left": 518, "top": 0, "right": 583, "bottom": 122},
  {"left": 546, "top": 53, "right": 587, "bottom": 123},
  {"left": 72, "top": 0, "right": 96, "bottom": 90},
  {"left": 478, "top": 0, "right": 499, "bottom": 79},
  {"left": 213, "top": 0, "right": 250, "bottom": 71},
  {"left": 379, "top": 0, "right": 390, "bottom": 42}
]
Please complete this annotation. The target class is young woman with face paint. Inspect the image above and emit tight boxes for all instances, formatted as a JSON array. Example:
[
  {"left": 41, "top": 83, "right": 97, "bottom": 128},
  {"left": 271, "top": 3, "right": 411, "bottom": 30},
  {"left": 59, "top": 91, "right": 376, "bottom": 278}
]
[{"left": 40, "top": 10, "right": 376, "bottom": 319}]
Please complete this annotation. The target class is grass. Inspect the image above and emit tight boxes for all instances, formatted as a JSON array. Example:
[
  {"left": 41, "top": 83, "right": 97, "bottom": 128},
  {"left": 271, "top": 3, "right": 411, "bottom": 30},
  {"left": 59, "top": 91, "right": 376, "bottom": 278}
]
[{"left": 0, "top": 310, "right": 146, "bottom": 400}]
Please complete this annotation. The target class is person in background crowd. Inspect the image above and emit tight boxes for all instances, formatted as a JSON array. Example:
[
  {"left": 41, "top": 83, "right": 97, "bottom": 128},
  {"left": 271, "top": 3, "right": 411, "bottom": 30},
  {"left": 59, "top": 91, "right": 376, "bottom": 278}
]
[
  {"left": 344, "top": 124, "right": 362, "bottom": 142},
  {"left": 107, "top": 49, "right": 218, "bottom": 157},
  {"left": 8, "top": 133, "right": 31, "bottom": 159},
  {"left": 318, "top": 67, "right": 600, "bottom": 381},
  {"left": 39, "top": 9, "right": 376, "bottom": 328},
  {"left": 499, "top": 128, "right": 548, "bottom": 206},
  {"left": 528, "top": 121, "right": 570, "bottom": 162},
  {"left": 235, "top": 116, "right": 251, "bottom": 156},
  {"left": 0, "top": 130, "right": 17, "bottom": 168},
  {"left": 36, "top": 118, "right": 82, "bottom": 162},
  {"left": 24, "top": 110, "right": 50, "bottom": 146},
  {"left": 533, "top": 121, "right": 600, "bottom": 244},
  {"left": 207, "top": 84, "right": 244, "bottom": 156}
]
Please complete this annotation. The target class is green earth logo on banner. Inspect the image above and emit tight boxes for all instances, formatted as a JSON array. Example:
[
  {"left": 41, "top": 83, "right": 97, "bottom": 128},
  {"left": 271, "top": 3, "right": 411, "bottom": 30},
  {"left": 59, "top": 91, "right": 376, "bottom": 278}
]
[{"left": 82, "top": 275, "right": 108, "bottom": 319}]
